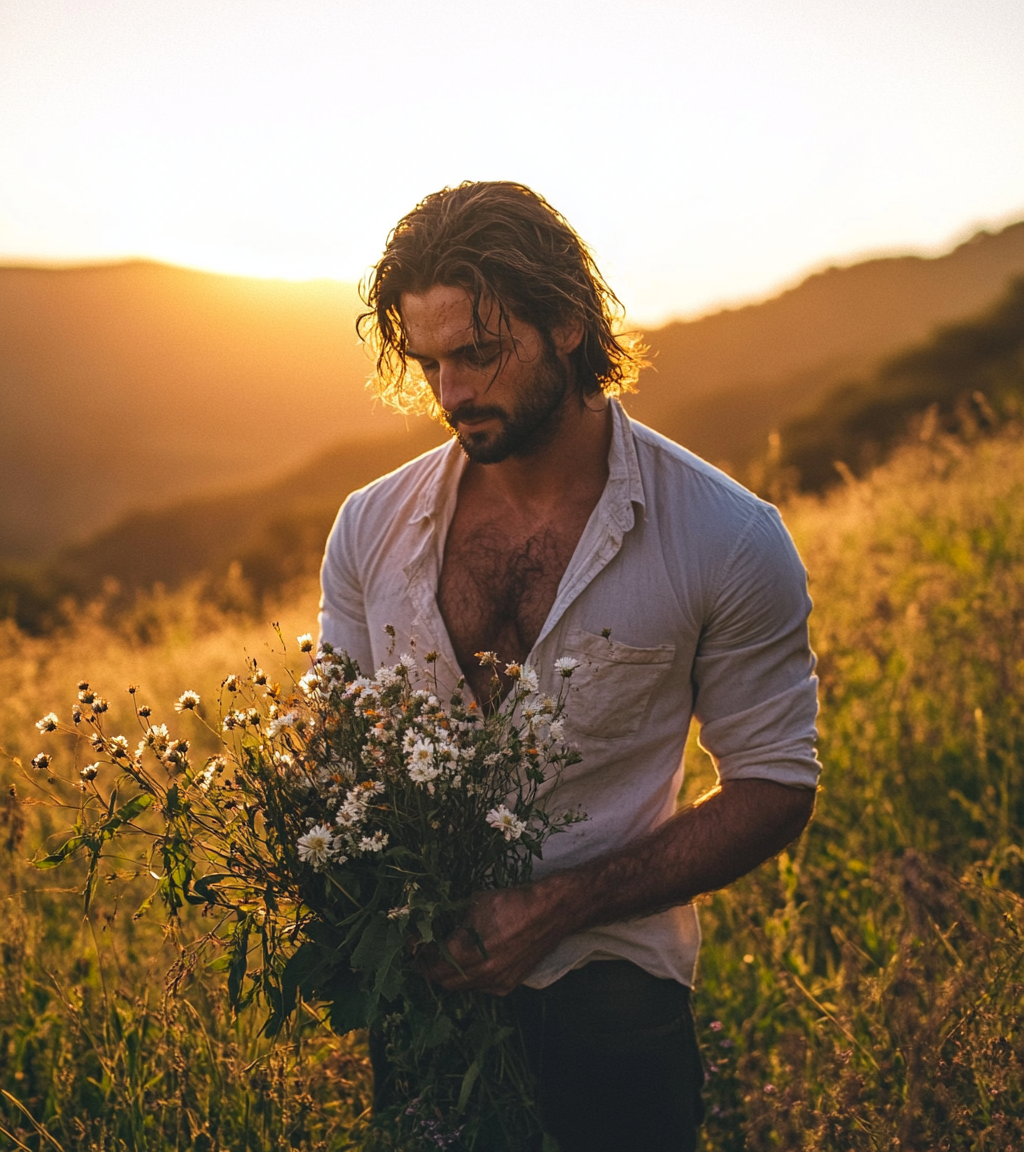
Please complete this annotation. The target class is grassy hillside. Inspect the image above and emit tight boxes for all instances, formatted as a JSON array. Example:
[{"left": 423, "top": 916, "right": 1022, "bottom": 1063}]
[
  {"left": 4, "top": 219, "right": 1024, "bottom": 563},
  {"left": 776, "top": 276, "right": 1024, "bottom": 492},
  {"left": 0, "top": 422, "right": 446, "bottom": 634},
  {"left": 0, "top": 426, "right": 1022, "bottom": 1148}
]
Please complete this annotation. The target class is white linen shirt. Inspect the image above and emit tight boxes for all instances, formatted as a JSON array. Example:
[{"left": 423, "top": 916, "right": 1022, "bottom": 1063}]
[{"left": 319, "top": 400, "right": 820, "bottom": 989}]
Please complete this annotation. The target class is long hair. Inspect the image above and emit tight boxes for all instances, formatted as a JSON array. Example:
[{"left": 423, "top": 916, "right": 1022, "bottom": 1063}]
[{"left": 358, "top": 181, "right": 645, "bottom": 413}]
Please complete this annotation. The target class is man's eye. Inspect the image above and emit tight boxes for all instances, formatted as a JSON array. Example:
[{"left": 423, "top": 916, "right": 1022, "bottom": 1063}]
[{"left": 465, "top": 350, "right": 499, "bottom": 368}]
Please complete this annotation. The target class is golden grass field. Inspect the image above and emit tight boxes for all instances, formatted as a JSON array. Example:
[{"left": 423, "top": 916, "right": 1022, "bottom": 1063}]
[{"left": 2, "top": 425, "right": 1023, "bottom": 1150}]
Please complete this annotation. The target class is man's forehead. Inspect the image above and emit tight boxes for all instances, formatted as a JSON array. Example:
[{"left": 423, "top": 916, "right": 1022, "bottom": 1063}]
[{"left": 401, "top": 285, "right": 502, "bottom": 349}]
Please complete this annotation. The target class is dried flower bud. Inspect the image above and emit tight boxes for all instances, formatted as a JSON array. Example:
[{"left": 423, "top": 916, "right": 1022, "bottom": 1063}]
[
  {"left": 138, "top": 705, "right": 152, "bottom": 718},
  {"left": 80, "top": 763, "right": 99, "bottom": 781},
  {"left": 31, "top": 753, "right": 51, "bottom": 771},
  {"left": 71, "top": 705, "right": 83, "bottom": 725}
]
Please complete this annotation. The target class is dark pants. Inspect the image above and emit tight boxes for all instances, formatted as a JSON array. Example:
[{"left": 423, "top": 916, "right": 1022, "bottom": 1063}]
[
  {"left": 512, "top": 960, "right": 705, "bottom": 1152},
  {"left": 369, "top": 960, "right": 704, "bottom": 1152}
]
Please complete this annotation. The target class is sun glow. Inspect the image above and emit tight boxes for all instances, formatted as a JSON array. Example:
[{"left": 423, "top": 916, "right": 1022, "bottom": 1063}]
[{"left": 2, "top": 0, "right": 1024, "bottom": 323}]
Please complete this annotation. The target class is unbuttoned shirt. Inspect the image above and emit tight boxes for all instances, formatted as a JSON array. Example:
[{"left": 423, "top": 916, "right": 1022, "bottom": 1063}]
[{"left": 319, "top": 400, "right": 820, "bottom": 990}]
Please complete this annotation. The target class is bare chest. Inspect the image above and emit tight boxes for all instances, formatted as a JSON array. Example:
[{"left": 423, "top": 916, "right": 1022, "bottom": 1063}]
[{"left": 437, "top": 508, "right": 588, "bottom": 703}]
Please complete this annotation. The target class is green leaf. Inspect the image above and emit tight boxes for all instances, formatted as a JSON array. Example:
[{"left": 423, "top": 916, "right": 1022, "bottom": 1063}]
[
  {"left": 227, "top": 919, "right": 251, "bottom": 1007},
  {"left": 115, "top": 793, "right": 154, "bottom": 825},
  {"left": 325, "top": 967, "right": 368, "bottom": 1035},
  {"left": 457, "top": 1057, "right": 483, "bottom": 1114},
  {"left": 350, "top": 914, "right": 391, "bottom": 972},
  {"left": 34, "top": 834, "right": 87, "bottom": 868},
  {"left": 186, "top": 872, "right": 231, "bottom": 905},
  {"left": 423, "top": 1012, "right": 454, "bottom": 1049}
]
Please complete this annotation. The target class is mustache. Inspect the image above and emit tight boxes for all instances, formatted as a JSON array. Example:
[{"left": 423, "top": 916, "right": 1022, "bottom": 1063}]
[{"left": 443, "top": 403, "right": 508, "bottom": 426}]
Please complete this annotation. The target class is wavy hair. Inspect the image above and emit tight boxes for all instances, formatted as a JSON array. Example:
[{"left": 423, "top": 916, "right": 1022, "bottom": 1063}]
[{"left": 358, "top": 181, "right": 645, "bottom": 413}]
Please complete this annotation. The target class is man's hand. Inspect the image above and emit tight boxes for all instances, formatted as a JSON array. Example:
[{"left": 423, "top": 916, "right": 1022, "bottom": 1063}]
[
  {"left": 418, "top": 880, "right": 581, "bottom": 996},
  {"left": 421, "top": 778, "right": 815, "bottom": 996}
]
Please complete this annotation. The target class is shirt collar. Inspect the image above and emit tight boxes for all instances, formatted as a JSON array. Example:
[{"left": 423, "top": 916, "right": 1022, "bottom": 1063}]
[
  {"left": 407, "top": 437, "right": 467, "bottom": 526},
  {"left": 605, "top": 397, "right": 646, "bottom": 532}
]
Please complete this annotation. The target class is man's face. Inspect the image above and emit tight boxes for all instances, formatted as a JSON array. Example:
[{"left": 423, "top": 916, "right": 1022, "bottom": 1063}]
[{"left": 401, "top": 285, "right": 573, "bottom": 464}]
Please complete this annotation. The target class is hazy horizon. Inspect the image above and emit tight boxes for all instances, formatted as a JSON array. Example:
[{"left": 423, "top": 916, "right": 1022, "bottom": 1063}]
[
  {"left": 4, "top": 211, "right": 1023, "bottom": 330},
  {"left": 3, "top": 0, "right": 1023, "bottom": 326}
]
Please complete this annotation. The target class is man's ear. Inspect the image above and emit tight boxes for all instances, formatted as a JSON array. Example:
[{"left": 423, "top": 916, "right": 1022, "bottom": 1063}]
[{"left": 551, "top": 316, "right": 585, "bottom": 357}]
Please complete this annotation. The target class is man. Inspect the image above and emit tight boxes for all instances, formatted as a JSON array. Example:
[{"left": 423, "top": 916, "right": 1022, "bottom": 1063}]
[{"left": 319, "top": 181, "right": 820, "bottom": 1151}]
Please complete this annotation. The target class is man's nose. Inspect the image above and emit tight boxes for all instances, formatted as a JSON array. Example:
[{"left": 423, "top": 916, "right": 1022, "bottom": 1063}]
[{"left": 436, "top": 361, "right": 477, "bottom": 413}]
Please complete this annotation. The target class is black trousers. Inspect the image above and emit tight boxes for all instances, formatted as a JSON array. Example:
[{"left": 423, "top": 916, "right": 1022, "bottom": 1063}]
[
  {"left": 512, "top": 960, "right": 705, "bottom": 1152},
  {"left": 370, "top": 960, "right": 704, "bottom": 1152}
]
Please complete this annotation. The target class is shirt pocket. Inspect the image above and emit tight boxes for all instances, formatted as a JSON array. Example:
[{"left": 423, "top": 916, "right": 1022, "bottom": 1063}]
[{"left": 561, "top": 628, "right": 676, "bottom": 741}]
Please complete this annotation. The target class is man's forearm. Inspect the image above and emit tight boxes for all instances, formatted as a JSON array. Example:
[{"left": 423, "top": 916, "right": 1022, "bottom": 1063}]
[
  {"left": 423, "top": 777, "right": 815, "bottom": 994},
  {"left": 534, "top": 777, "right": 816, "bottom": 939}
]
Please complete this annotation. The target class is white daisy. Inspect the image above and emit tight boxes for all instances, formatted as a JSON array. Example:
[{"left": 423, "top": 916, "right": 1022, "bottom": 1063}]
[
  {"left": 297, "top": 824, "right": 336, "bottom": 869},
  {"left": 409, "top": 762, "right": 441, "bottom": 785},
  {"left": 358, "top": 831, "right": 389, "bottom": 853},
  {"left": 267, "top": 710, "right": 299, "bottom": 737},
  {"left": 486, "top": 805, "right": 527, "bottom": 841}
]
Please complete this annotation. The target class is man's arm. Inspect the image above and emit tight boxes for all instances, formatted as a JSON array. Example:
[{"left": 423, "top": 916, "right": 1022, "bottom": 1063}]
[{"left": 421, "top": 777, "right": 814, "bottom": 996}]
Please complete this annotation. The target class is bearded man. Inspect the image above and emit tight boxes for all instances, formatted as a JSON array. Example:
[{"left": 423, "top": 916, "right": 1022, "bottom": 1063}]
[{"left": 319, "top": 181, "right": 820, "bottom": 1152}]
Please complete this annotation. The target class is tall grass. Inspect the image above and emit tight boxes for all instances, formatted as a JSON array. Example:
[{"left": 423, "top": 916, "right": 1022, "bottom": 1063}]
[
  {"left": 2, "top": 427, "right": 1023, "bottom": 1149},
  {"left": 691, "top": 428, "right": 1024, "bottom": 1150}
]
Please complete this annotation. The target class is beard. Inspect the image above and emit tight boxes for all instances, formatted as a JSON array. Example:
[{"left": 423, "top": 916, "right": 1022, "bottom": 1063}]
[{"left": 441, "top": 351, "right": 570, "bottom": 465}]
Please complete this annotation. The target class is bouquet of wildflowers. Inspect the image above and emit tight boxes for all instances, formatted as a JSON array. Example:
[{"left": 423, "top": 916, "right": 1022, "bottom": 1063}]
[{"left": 30, "top": 633, "right": 584, "bottom": 1151}]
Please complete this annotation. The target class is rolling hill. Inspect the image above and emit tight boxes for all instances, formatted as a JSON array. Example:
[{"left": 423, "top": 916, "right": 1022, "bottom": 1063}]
[
  {"left": 776, "top": 275, "right": 1024, "bottom": 491},
  {"left": 3, "top": 217, "right": 1024, "bottom": 579},
  {"left": 624, "top": 219, "right": 1024, "bottom": 471},
  {"left": 0, "top": 262, "right": 420, "bottom": 560}
]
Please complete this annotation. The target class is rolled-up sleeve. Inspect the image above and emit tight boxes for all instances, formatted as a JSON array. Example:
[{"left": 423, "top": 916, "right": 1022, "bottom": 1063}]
[
  {"left": 692, "top": 504, "right": 821, "bottom": 790},
  {"left": 318, "top": 492, "right": 375, "bottom": 672}
]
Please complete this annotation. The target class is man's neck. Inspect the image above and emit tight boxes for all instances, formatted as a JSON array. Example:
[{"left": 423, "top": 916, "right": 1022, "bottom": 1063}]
[{"left": 461, "top": 397, "right": 613, "bottom": 517}]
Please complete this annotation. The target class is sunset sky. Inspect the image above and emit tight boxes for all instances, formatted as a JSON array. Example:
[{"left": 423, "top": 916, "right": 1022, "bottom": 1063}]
[{"left": 2, "top": 0, "right": 1023, "bottom": 325}]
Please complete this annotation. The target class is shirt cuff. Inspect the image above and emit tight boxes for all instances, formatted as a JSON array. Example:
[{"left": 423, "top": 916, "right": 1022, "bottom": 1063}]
[{"left": 698, "top": 678, "right": 821, "bottom": 791}]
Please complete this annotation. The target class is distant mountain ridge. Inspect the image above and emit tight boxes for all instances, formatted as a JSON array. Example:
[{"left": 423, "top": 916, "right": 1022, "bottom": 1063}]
[
  {"left": 3, "top": 219, "right": 1024, "bottom": 564},
  {"left": 0, "top": 262, "right": 407, "bottom": 559},
  {"left": 628, "top": 220, "right": 1024, "bottom": 469}
]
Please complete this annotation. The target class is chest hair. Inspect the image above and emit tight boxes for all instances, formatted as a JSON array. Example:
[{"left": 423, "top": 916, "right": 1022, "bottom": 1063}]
[{"left": 438, "top": 521, "right": 578, "bottom": 701}]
